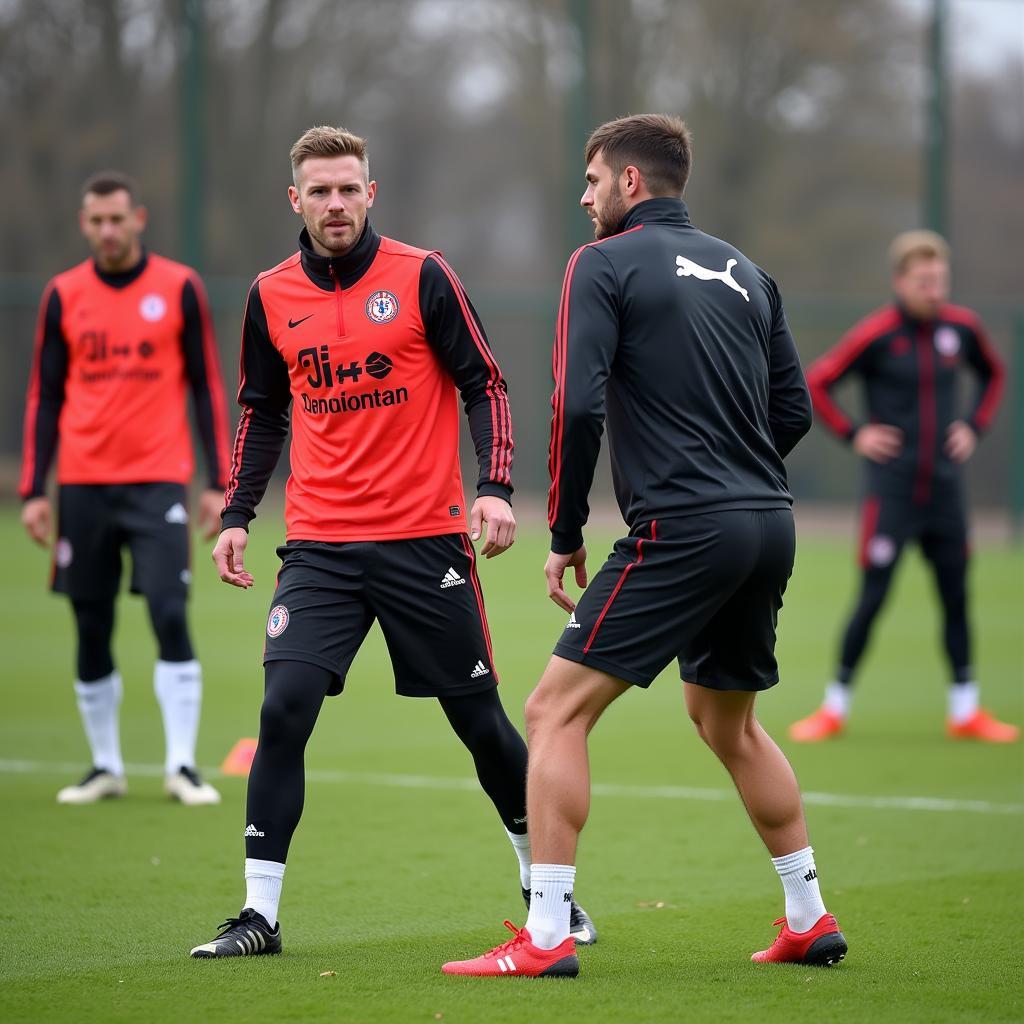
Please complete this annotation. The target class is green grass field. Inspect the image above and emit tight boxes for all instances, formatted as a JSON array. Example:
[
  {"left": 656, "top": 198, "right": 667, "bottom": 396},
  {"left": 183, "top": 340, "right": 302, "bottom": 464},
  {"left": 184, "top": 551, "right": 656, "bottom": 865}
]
[{"left": 1, "top": 503, "right": 1022, "bottom": 1023}]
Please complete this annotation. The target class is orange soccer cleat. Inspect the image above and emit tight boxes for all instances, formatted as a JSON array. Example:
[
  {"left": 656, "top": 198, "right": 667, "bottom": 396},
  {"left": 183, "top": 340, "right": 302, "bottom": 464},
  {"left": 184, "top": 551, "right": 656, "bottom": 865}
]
[
  {"left": 788, "top": 707, "right": 845, "bottom": 743},
  {"left": 751, "top": 914, "right": 847, "bottom": 966},
  {"left": 947, "top": 709, "right": 1020, "bottom": 743},
  {"left": 441, "top": 920, "right": 579, "bottom": 978}
]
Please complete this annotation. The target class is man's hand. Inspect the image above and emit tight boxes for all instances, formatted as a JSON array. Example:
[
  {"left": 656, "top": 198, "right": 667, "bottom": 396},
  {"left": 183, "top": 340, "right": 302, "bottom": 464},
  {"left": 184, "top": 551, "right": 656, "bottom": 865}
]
[
  {"left": 470, "top": 496, "right": 516, "bottom": 559},
  {"left": 21, "top": 496, "right": 52, "bottom": 547},
  {"left": 853, "top": 424, "right": 903, "bottom": 463},
  {"left": 545, "top": 546, "right": 588, "bottom": 613},
  {"left": 944, "top": 420, "right": 977, "bottom": 463},
  {"left": 197, "top": 489, "right": 225, "bottom": 540},
  {"left": 212, "top": 527, "right": 254, "bottom": 589}
]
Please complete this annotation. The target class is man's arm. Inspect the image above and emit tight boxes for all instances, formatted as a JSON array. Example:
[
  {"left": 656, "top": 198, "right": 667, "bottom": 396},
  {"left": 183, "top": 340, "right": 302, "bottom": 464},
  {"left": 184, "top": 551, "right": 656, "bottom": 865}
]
[
  {"left": 220, "top": 282, "right": 292, "bottom": 533},
  {"left": 419, "top": 254, "right": 515, "bottom": 556},
  {"left": 765, "top": 281, "right": 812, "bottom": 459},
  {"left": 180, "top": 275, "right": 232, "bottom": 491},
  {"left": 20, "top": 284, "right": 67, "bottom": 502},
  {"left": 804, "top": 312, "right": 885, "bottom": 443},
  {"left": 958, "top": 309, "right": 1006, "bottom": 436},
  {"left": 547, "top": 244, "right": 619, "bottom": 556}
]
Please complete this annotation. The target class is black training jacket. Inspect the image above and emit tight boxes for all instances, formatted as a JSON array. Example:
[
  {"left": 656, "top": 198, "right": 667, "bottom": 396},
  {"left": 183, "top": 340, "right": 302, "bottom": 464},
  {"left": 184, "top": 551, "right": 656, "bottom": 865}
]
[
  {"left": 806, "top": 303, "right": 1005, "bottom": 503},
  {"left": 547, "top": 198, "right": 811, "bottom": 554}
]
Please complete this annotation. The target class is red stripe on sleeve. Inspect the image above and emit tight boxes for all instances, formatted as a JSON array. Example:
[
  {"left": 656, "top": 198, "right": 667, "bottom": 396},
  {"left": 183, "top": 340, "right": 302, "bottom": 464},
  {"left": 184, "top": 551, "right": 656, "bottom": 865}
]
[
  {"left": 189, "top": 274, "right": 232, "bottom": 487},
  {"left": 431, "top": 255, "right": 513, "bottom": 487},
  {"left": 941, "top": 304, "right": 1005, "bottom": 432},
  {"left": 806, "top": 306, "right": 900, "bottom": 439},
  {"left": 223, "top": 406, "right": 252, "bottom": 509},
  {"left": 18, "top": 281, "right": 57, "bottom": 498}
]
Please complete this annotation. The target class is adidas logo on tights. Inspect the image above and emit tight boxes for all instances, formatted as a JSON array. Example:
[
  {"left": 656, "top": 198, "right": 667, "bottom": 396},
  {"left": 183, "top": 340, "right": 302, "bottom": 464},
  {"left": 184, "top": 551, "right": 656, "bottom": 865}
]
[{"left": 244, "top": 824, "right": 265, "bottom": 838}]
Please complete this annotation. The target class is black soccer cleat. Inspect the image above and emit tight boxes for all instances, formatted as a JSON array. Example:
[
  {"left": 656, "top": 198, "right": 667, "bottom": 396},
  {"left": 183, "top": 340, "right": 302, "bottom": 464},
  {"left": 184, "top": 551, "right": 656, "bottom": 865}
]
[
  {"left": 522, "top": 887, "right": 598, "bottom": 945},
  {"left": 190, "top": 908, "right": 282, "bottom": 958}
]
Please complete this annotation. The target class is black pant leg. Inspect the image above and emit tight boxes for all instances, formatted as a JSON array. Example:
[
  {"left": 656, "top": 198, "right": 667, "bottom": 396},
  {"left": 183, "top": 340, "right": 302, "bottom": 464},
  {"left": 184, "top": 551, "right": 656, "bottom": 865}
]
[{"left": 71, "top": 596, "right": 117, "bottom": 681}]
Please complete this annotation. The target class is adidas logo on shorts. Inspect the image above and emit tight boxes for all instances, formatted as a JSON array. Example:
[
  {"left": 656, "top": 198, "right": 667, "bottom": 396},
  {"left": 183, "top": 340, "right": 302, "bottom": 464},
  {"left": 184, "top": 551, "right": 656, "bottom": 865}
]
[
  {"left": 566, "top": 612, "right": 581, "bottom": 629},
  {"left": 440, "top": 567, "right": 466, "bottom": 588},
  {"left": 470, "top": 660, "right": 490, "bottom": 678},
  {"left": 164, "top": 502, "right": 189, "bottom": 524},
  {"left": 244, "top": 824, "right": 265, "bottom": 837}
]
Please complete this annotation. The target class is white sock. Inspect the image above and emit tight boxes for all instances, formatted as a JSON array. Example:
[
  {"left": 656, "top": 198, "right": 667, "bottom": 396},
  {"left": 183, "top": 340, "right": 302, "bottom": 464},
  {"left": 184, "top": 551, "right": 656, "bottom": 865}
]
[
  {"left": 505, "top": 828, "right": 532, "bottom": 890},
  {"left": 822, "top": 682, "right": 851, "bottom": 718},
  {"left": 949, "top": 681, "right": 979, "bottom": 724},
  {"left": 772, "top": 846, "right": 828, "bottom": 933},
  {"left": 525, "top": 863, "right": 575, "bottom": 949},
  {"left": 154, "top": 659, "right": 202, "bottom": 775},
  {"left": 74, "top": 673, "right": 124, "bottom": 777},
  {"left": 244, "top": 858, "right": 285, "bottom": 927}
]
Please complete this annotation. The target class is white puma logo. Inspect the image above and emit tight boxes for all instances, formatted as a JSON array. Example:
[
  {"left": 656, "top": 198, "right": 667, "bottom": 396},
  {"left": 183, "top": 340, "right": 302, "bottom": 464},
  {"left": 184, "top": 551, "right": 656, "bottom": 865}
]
[{"left": 675, "top": 255, "right": 749, "bottom": 302}]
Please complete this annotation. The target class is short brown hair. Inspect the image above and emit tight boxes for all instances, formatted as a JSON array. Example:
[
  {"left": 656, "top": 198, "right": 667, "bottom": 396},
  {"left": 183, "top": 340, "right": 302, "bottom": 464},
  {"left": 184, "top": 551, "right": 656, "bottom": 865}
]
[
  {"left": 81, "top": 171, "right": 138, "bottom": 204},
  {"left": 889, "top": 230, "right": 950, "bottom": 275},
  {"left": 584, "top": 114, "right": 692, "bottom": 196},
  {"left": 290, "top": 126, "right": 369, "bottom": 184}
]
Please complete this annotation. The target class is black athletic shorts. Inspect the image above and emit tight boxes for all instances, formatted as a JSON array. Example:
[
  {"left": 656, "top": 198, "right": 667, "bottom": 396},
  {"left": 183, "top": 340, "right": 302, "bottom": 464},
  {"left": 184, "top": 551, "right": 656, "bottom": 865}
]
[
  {"left": 553, "top": 509, "right": 796, "bottom": 691},
  {"left": 856, "top": 487, "right": 968, "bottom": 570},
  {"left": 53, "top": 482, "right": 191, "bottom": 601},
  {"left": 263, "top": 533, "right": 498, "bottom": 698}
]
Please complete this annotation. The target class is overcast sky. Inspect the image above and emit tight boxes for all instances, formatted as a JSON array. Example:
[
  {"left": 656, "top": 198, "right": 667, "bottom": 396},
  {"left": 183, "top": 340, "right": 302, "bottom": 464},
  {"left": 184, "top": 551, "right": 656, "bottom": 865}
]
[{"left": 903, "top": 0, "right": 1024, "bottom": 72}]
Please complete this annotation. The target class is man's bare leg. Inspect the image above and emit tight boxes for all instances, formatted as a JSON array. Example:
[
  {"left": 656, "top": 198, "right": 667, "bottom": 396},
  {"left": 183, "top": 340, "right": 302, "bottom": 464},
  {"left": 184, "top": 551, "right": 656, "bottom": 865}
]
[{"left": 518, "top": 656, "right": 628, "bottom": 946}]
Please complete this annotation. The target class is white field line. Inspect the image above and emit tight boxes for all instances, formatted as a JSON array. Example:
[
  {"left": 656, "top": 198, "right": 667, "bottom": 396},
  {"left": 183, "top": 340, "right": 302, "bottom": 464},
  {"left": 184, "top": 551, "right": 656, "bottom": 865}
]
[{"left": 1, "top": 758, "right": 1021, "bottom": 816}]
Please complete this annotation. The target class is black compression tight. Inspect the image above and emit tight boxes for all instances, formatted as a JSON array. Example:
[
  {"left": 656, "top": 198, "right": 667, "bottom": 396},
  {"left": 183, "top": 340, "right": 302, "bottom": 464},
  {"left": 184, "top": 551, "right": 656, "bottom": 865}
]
[
  {"left": 71, "top": 597, "right": 116, "bottom": 682},
  {"left": 244, "top": 662, "right": 529, "bottom": 863},
  {"left": 837, "top": 552, "right": 971, "bottom": 685}
]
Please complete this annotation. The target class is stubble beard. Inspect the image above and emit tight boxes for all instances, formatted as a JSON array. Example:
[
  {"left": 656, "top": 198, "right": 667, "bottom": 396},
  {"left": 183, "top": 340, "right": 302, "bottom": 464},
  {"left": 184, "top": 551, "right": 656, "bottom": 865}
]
[{"left": 308, "top": 212, "right": 363, "bottom": 256}]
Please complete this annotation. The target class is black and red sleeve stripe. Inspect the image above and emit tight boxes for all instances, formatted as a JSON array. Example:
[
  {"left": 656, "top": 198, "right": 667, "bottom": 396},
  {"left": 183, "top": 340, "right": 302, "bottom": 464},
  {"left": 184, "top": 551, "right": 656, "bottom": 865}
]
[
  {"left": 19, "top": 282, "right": 67, "bottom": 500},
  {"left": 221, "top": 280, "right": 291, "bottom": 531},
  {"left": 420, "top": 254, "right": 513, "bottom": 500},
  {"left": 942, "top": 304, "right": 1005, "bottom": 434},
  {"left": 805, "top": 305, "right": 899, "bottom": 441}
]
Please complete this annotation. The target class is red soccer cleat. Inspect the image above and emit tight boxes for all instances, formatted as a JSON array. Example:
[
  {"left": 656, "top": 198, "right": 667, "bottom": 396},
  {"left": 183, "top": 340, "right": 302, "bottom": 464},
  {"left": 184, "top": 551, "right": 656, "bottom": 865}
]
[
  {"left": 788, "top": 707, "right": 845, "bottom": 743},
  {"left": 947, "top": 709, "right": 1020, "bottom": 743},
  {"left": 442, "top": 920, "right": 579, "bottom": 978},
  {"left": 752, "top": 914, "right": 847, "bottom": 966}
]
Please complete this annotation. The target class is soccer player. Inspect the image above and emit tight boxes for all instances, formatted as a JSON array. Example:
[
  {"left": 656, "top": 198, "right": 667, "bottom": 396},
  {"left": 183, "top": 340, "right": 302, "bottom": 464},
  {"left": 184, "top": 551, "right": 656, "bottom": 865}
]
[
  {"left": 20, "top": 171, "right": 230, "bottom": 806},
  {"left": 189, "top": 126, "right": 595, "bottom": 958},
  {"left": 788, "top": 231, "right": 1014, "bottom": 743},
  {"left": 443, "top": 114, "right": 846, "bottom": 979}
]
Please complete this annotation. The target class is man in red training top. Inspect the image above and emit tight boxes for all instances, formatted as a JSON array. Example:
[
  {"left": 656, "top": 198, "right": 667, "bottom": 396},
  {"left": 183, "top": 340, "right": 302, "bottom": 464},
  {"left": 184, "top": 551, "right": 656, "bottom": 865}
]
[
  {"left": 20, "top": 171, "right": 231, "bottom": 805},
  {"left": 189, "top": 126, "right": 595, "bottom": 959},
  {"left": 790, "top": 230, "right": 1014, "bottom": 743}
]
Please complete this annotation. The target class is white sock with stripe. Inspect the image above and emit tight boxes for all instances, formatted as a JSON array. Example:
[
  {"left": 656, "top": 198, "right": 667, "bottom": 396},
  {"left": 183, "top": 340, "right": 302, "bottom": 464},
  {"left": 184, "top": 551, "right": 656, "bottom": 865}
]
[
  {"left": 74, "top": 672, "right": 124, "bottom": 777},
  {"left": 772, "top": 846, "right": 827, "bottom": 933},
  {"left": 505, "top": 827, "right": 531, "bottom": 889},
  {"left": 244, "top": 858, "right": 285, "bottom": 927},
  {"left": 154, "top": 659, "right": 202, "bottom": 774},
  {"left": 525, "top": 863, "right": 575, "bottom": 949}
]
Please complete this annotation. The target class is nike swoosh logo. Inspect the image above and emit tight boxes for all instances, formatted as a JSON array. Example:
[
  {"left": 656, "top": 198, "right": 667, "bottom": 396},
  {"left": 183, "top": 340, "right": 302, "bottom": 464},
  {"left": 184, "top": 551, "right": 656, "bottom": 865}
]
[
  {"left": 288, "top": 314, "right": 314, "bottom": 329},
  {"left": 571, "top": 928, "right": 591, "bottom": 943}
]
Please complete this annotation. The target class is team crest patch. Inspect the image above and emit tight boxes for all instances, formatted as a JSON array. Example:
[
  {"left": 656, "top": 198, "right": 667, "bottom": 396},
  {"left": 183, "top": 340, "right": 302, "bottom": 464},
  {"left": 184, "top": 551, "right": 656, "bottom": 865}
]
[
  {"left": 867, "top": 535, "right": 896, "bottom": 567},
  {"left": 365, "top": 290, "right": 400, "bottom": 324},
  {"left": 139, "top": 293, "right": 167, "bottom": 322},
  {"left": 935, "top": 326, "right": 960, "bottom": 357},
  {"left": 55, "top": 537, "right": 73, "bottom": 569},
  {"left": 267, "top": 605, "right": 290, "bottom": 638}
]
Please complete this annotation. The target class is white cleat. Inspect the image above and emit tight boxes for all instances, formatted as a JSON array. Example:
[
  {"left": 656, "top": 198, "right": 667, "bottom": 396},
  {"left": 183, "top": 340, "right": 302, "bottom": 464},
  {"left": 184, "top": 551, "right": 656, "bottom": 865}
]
[
  {"left": 57, "top": 767, "right": 127, "bottom": 804},
  {"left": 165, "top": 766, "right": 221, "bottom": 806}
]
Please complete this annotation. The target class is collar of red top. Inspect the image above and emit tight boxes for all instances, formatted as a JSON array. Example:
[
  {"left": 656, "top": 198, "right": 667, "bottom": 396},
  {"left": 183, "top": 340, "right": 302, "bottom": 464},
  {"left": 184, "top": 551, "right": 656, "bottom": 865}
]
[
  {"left": 298, "top": 222, "right": 382, "bottom": 292},
  {"left": 92, "top": 249, "right": 148, "bottom": 289},
  {"left": 617, "top": 197, "right": 692, "bottom": 234}
]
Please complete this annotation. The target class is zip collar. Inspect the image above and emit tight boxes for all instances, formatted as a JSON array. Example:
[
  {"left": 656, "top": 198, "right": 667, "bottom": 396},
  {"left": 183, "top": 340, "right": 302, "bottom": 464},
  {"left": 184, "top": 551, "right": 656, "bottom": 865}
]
[
  {"left": 298, "top": 222, "right": 381, "bottom": 292},
  {"left": 618, "top": 197, "right": 692, "bottom": 233},
  {"left": 92, "top": 250, "right": 148, "bottom": 289}
]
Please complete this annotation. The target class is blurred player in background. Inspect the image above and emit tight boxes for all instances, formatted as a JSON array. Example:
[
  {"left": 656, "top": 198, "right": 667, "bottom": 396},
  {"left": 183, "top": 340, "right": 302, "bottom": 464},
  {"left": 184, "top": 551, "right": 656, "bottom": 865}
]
[
  {"left": 189, "top": 126, "right": 595, "bottom": 958},
  {"left": 443, "top": 114, "right": 845, "bottom": 979},
  {"left": 789, "top": 231, "right": 1014, "bottom": 743},
  {"left": 20, "top": 171, "right": 230, "bottom": 804}
]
